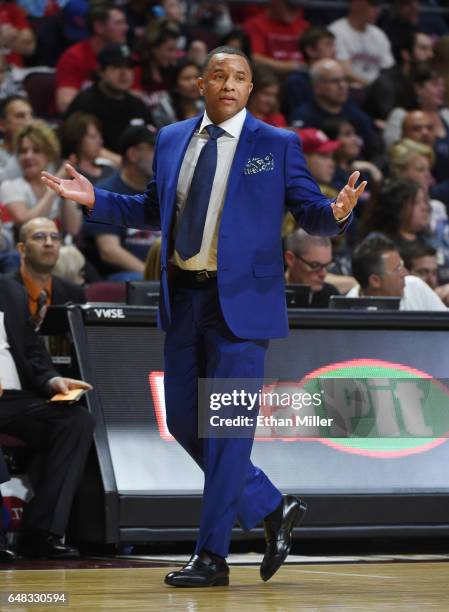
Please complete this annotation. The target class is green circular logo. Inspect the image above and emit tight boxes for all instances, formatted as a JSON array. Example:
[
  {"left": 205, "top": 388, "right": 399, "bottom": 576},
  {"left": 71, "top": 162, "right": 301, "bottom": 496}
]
[{"left": 300, "top": 359, "right": 449, "bottom": 457}]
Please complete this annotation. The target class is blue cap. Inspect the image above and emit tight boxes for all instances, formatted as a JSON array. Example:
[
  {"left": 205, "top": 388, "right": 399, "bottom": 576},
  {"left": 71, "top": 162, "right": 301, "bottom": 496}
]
[{"left": 63, "top": 0, "right": 89, "bottom": 43}]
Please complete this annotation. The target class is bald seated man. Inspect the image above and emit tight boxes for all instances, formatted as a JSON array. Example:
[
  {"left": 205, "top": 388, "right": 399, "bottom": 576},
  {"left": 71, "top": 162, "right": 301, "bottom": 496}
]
[{"left": 8, "top": 217, "right": 85, "bottom": 328}]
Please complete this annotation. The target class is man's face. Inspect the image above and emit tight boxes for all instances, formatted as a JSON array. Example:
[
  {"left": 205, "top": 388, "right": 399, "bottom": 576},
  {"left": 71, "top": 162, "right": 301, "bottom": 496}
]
[
  {"left": 314, "top": 62, "right": 349, "bottom": 107},
  {"left": 307, "top": 37, "right": 336, "bottom": 62},
  {"left": 162, "top": 0, "right": 184, "bottom": 22},
  {"left": 286, "top": 244, "right": 332, "bottom": 292},
  {"left": 19, "top": 219, "right": 61, "bottom": 274},
  {"left": 371, "top": 250, "right": 407, "bottom": 297},
  {"left": 402, "top": 111, "right": 435, "bottom": 145},
  {"left": 101, "top": 9, "right": 128, "bottom": 44},
  {"left": 130, "top": 142, "right": 155, "bottom": 179},
  {"left": 100, "top": 64, "right": 134, "bottom": 93},
  {"left": 198, "top": 53, "right": 253, "bottom": 124},
  {"left": 397, "top": 0, "right": 419, "bottom": 23},
  {"left": 364, "top": 1, "right": 382, "bottom": 25},
  {"left": 415, "top": 76, "right": 445, "bottom": 109},
  {"left": 413, "top": 33, "right": 433, "bottom": 63},
  {"left": 3, "top": 99, "right": 33, "bottom": 136},
  {"left": 409, "top": 255, "right": 439, "bottom": 289},
  {"left": 306, "top": 152, "right": 336, "bottom": 185}
]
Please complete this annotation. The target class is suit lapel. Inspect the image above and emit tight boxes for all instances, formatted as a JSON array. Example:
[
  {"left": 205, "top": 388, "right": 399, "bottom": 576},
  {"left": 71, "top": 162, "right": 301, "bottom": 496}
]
[
  {"left": 163, "top": 115, "right": 202, "bottom": 235},
  {"left": 222, "top": 111, "right": 259, "bottom": 216}
]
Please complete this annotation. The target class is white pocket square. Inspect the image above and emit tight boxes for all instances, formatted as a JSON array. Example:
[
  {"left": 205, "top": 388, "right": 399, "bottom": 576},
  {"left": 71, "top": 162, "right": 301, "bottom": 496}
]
[{"left": 244, "top": 153, "right": 274, "bottom": 175}]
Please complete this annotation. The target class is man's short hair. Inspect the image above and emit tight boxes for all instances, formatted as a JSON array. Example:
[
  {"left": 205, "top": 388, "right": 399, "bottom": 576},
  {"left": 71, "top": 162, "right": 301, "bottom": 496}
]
[
  {"left": 309, "top": 59, "right": 340, "bottom": 84},
  {"left": 19, "top": 217, "right": 57, "bottom": 243},
  {"left": 203, "top": 46, "right": 252, "bottom": 77},
  {"left": 0, "top": 95, "right": 31, "bottom": 119},
  {"left": 401, "top": 241, "right": 437, "bottom": 270},
  {"left": 284, "top": 228, "right": 331, "bottom": 257},
  {"left": 352, "top": 234, "right": 397, "bottom": 289},
  {"left": 86, "top": 2, "right": 122, "bottom": 36},
  {"left": 298, "top": 27, "right": 335, "bottom": 61},
  {"left": 118, "top": 124, "right": 157, "bottom": 156}
]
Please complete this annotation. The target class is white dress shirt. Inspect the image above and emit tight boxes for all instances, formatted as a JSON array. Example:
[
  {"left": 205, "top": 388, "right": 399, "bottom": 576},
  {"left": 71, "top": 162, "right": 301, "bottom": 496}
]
[
  {"left": 0, "top": 312, "right": 22, "bottom": 390},
  {"left": 173, "top": 108, "right": 247, "bottom": 271},
  {"left": 347, "top": 276, "right": 447, "bottom": 311}
]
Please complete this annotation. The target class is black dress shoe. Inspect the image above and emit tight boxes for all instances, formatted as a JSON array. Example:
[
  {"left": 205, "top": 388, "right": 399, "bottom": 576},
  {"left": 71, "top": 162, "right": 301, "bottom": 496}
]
[
  {"left": 260, "top": 495, "right": 307, "bottom": 582},
  {"left": 165, "top": 550, "right": 229, "bottom": 587},
  {"left": 0, "top": 530, "right": 16, "bottom": 562},
  {"left": 18, "top": 531, "right": 80, "bottom": 560}
]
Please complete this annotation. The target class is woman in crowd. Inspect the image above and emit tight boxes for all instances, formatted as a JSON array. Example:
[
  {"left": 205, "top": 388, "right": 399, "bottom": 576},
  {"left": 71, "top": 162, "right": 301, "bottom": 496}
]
[
  {"left": 61, "top": 112, "right": 117, "bottom": 184},
  {"left": 359, "top": 180, "right": 431, "bottom": 257},
  {"left": 137, "top": 18, "right": 180, "bottom": 111},
  {"left": 390, "top": 139, "right": 449, "bottom": 282},
  {"left": 247, "top": 66, "right": 287, "bottom": 128},
  {"left": 0, "top": 121, "right": 81, "bottom": 236},
  {"left": 322, "top": 117, "right": 383, "bottom": 202},
  {"left": 151, "top": 59, "right": 204, "bottom": 128},
  {"left": 389, "top": 138, "right": 447, "bottom": 231}
]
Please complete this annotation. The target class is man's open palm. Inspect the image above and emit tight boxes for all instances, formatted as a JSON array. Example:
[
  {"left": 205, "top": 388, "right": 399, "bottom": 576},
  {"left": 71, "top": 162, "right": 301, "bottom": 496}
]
[{"left": 41, "top": 163, "right": 95, "bottom": 208}]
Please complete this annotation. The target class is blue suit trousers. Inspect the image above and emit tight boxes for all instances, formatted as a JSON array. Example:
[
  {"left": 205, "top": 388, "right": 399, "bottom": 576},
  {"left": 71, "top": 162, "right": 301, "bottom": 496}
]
[{"left": 163, "top": 281, "right": 282, "bottom": 557}]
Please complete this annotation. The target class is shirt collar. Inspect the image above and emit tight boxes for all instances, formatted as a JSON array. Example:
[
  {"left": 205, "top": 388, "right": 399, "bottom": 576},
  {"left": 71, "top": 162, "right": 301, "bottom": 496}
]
[
  {"left": 199, "top": 108, "right": 247, "bottom": 139},
  {"left": 21, "top": 265, "right": 52, "bottom": 303}
]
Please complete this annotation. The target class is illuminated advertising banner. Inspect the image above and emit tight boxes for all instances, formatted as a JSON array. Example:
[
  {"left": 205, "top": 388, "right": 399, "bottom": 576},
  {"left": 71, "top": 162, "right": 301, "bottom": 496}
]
[{"left": 84, "top": 321, "right": 449, "bottom": 496}]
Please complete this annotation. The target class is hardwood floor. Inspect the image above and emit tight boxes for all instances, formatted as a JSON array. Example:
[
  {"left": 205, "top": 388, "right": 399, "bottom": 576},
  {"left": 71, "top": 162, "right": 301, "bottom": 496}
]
[{"left": 2, "top": 560, "right": 449, "bottom": 611}]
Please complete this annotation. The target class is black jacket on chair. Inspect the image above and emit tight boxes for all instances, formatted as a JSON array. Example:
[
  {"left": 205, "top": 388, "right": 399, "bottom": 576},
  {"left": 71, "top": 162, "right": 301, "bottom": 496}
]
[
  {"left": 8, "top": 269, "right": 86, "bottom": 307},
  {"left": 0, "top": 277, "right": 59, "bottom": 396}
]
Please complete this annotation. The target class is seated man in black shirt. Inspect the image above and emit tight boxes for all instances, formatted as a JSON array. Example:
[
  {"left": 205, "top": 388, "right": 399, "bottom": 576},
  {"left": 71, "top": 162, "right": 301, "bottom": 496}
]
[
  {"left": 284, "top": 228, "right": 339, "bottom": 308},
  {"left": 65, "top": 43, "right": 153, "bottom": 152},
  {"left": 81, "top": 125, "right": 160, "bottom": 281},
  {"left": 0, "top": 277, "right": 94, "bottom": 559}
]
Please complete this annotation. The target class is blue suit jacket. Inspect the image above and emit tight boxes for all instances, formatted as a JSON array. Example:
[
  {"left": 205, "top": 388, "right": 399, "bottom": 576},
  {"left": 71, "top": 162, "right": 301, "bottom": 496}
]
[{"left": 91, "top": 111, "right": 347, "bottom": 339}]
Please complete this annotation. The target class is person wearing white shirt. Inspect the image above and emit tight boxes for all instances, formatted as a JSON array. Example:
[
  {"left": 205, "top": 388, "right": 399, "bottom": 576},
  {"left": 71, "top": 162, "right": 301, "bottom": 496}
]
[
  {"left": 329, "top": 0, "right": 395, "bottom": 87},
  {"left": 349, "top": 233, "right": 447, "bottom": 310}
]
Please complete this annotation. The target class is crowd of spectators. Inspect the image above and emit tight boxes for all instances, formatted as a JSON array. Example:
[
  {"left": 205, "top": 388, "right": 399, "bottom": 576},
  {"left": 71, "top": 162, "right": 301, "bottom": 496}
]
[{"left": 0, "top": 0, "right": 449, "bottom": 309}]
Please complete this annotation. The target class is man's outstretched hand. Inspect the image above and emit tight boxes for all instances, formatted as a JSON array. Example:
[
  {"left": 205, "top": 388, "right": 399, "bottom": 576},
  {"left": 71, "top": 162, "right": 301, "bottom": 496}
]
[
  {"left": 331, "top": 171, "right": 367, "bottom": 221},
  {"left": 41, "top": 163, "right": 95, "bottom": 208}
]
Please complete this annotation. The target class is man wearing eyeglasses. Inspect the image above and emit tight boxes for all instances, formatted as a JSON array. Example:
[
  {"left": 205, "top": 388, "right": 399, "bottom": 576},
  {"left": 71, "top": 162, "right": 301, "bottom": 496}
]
[
  {"left": 8, "top": 217, "right": 85, "bottom": 329},
  {"left": 284, "top": 228, "right": 339, "bottom": 308}
]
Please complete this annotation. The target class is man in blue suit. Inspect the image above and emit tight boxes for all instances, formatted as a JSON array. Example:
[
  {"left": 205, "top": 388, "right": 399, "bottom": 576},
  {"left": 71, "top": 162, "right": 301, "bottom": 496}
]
[{"left": 43, "top": 46, "right": 366, "bottom": 587}]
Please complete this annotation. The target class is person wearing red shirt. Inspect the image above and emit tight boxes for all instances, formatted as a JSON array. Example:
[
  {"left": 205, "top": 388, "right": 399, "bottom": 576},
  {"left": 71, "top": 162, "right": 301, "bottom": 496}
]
[
  {"left": 243, "top": 0, "right": 309, "bottom": 74},
  {"left": 0, "top": 1, "right": 35, "bottom": 67},
  {"left": 55, "top": 3, "right": 128, "bottom": 114}
]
